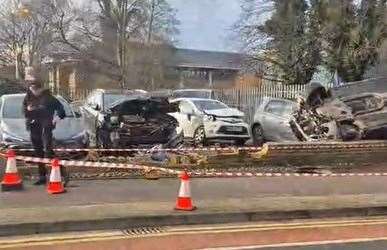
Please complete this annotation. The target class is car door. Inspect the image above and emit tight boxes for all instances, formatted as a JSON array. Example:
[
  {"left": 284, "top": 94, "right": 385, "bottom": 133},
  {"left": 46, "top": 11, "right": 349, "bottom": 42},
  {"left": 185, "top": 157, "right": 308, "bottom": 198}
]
[
  {"left": 261, "top": 100, "right": 294, "bottom": 141},
  {"left": 82, "top": 91, "right": 101, "bottom": 136},
  {"left": 175, "top": 100, "right": 201, "bottom": 138}
]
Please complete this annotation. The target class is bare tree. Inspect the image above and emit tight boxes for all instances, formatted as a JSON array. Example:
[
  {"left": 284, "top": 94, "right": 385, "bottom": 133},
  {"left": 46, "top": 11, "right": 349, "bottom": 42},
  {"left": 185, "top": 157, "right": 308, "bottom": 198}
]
[{"left": 0, "top": 0, "right": 72, "bottom": 80}]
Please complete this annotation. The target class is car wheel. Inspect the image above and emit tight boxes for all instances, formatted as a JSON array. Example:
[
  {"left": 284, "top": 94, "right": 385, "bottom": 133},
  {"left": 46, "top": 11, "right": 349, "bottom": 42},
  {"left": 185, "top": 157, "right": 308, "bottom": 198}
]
[
  {"left": 252, "top": 124, "right": 265, "bottom": 146},
  {"left": 193, "top": 126, "right": 207, "bottom": 146},
  {"left": 95, "top": 129, "right": 106, "bottom": 148},
  {"left": 235, "top": 139, "right": 247, "bottom": 146},
  {"left": 89, "top": 132, "right": 98, "bottom": 148}
]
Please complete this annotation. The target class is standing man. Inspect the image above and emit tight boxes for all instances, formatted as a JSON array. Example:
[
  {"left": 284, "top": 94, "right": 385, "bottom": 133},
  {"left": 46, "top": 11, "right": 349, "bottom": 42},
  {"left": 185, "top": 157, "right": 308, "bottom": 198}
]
[{"left": 22, "top": 67, "right": 67, "bottom": 185}]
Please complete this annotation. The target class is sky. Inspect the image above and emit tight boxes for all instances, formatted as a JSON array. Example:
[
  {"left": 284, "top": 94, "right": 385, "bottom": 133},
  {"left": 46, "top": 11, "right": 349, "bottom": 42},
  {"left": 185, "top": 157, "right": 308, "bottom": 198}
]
[
  {"left": 167, "top": 0, "right": 242, "bottom": 52},
  {"left": 72, "top": 0, "right": 242, "bottom": 52}
]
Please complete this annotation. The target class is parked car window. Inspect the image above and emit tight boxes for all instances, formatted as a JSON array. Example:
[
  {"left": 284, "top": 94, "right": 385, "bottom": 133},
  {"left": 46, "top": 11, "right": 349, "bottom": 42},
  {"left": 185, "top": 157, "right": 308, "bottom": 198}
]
[
  {"left": 192, "top": 100, "right": 228, "bottom": 112},
  {"left": 265, "top": 100, "right": 294, "bottom": 117},
  {"left": 104, "top": 94, "right": 128, "bottom": 109},
  {"left": 179, "top": 101, "right": 195, "bottom": 114},
  {"left": 2, "top": 96, "right": 74, "bottom": 119},
  {"left": 2, "top": 96, "right": 24, "bottom": 119},
  {"left": 173, "top": 90, "right": 212, "bottom": 99},
  {"left": 57, "top": 98, "right": 74, "bottom": 117},
  {"left": 86, "top": 92, "right": 97, "bottom": 106}
]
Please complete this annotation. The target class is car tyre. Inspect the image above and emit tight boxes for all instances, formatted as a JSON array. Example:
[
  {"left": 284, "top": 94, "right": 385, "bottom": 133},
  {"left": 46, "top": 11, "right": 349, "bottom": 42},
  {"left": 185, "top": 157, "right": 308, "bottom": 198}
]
[
  {"left": 193, "top": 126, "right": 207, "bottom": 146},
  {"left": 252, "top": 124, "right": 265, "bottom": 146},
  {"left": 235, "top": 139, "right": 247, "bottom": 146}
]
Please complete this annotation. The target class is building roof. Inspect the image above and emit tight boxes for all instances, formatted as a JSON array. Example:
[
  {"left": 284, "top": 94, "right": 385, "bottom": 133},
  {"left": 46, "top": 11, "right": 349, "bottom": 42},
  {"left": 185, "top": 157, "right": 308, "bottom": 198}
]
[
  {"left": 45, "top": 47, "right": 246, "bottom": 71},
  {"left": 168, "top": 48, "right": 244, "bottom": 71}
]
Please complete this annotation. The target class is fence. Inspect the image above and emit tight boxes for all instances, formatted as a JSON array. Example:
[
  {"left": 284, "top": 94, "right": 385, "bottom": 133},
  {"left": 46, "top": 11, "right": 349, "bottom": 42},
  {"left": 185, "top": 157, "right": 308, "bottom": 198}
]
[
  {"left": 53, "top": 82, "right": 308, "bottom": 123},
  {"left": 214, "top": 83, "right": 307, "bottom": 123}
]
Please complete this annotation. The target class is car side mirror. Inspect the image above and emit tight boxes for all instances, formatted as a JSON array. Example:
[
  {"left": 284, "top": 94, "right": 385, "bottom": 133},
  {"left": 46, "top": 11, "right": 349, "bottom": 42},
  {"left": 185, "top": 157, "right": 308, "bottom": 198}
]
[
  {"left": 93, "top": 104, "right": 100, "bottom": 111},
  {"left": 74, "top": 111, "right": 81, "bottom": 118}
]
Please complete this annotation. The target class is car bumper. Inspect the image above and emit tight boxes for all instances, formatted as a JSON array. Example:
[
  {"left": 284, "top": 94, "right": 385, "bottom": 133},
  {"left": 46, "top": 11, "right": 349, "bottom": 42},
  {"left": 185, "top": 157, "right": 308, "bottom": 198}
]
[{"left": 204, "top": 121, "right": 251, "bottom": 139}]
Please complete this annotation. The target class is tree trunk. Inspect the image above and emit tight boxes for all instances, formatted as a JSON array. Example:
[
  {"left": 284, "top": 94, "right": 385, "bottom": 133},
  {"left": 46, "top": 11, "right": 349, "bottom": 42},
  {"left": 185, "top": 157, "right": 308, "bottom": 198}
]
[
  {"left": 147, "top": 0, "right": 156, "bottom": 44},
  {"left": 15, "top": 51, "right": 23, "bottom": 80}
]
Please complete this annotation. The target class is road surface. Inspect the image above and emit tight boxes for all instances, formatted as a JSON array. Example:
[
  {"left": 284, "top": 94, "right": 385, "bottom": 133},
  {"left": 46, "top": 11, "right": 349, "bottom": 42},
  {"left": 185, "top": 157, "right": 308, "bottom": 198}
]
[
  {"left": 2, "top": 175, "right": 387, "bottom": 209},
  {"left": 3, "top": 218, "right": 387, "bottom": 249}
]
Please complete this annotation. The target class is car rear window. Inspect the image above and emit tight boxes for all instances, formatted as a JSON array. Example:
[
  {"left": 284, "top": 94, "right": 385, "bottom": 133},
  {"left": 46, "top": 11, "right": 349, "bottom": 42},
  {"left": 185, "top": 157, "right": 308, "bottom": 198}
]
[{"left": 173, "top": 91, "right": 212, "bottom": 99}]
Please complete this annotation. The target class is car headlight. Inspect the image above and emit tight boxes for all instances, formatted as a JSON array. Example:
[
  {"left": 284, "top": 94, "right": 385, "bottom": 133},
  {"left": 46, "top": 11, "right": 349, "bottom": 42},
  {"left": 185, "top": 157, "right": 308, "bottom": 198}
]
[
  {"left": 204, "top": 115, "right": 216, "bottom": 122},
  {"left": 2, "top": 131, "right": 27, "bottom": 143}
]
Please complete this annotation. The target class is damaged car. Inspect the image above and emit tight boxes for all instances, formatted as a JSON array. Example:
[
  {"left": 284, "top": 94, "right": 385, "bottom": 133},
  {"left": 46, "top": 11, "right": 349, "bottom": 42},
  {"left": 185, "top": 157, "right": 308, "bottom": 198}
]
[
  {"left": 290, "top": 81, "right": 387, "bottom": 141},
  {"left": 170, "top": 98, "right": 250, "bottom": 146},
  {"left": 81, "top": 89, "right": 180, "bottom": 148},
  {"left": 252, "top": 79, "right": 387, "bottom": 145}
]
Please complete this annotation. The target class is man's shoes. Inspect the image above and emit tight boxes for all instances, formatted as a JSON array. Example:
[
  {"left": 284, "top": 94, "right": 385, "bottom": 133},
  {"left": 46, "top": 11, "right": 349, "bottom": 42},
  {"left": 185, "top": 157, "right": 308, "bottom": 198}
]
[
  {"left": 63, "top": 175, "right": 70, "bottom": 187},
  {"left": 33, "top": 176, "right": 47, "bottom": 186}
]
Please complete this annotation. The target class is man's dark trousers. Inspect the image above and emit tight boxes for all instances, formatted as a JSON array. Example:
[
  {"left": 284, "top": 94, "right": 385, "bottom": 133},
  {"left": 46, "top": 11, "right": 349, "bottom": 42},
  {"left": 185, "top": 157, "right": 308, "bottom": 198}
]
[{"left": 30, "top": 121, "right": 66, "bottom": 178}]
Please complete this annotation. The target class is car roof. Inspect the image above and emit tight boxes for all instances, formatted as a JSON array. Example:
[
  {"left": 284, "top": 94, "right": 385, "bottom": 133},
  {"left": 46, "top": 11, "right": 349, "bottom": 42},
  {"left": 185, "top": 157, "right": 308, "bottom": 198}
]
[
  {"left": 173, "top": 89, "right": 212, "bottom": 92},
  {"left": 261, "top": 97, "right": 296, "bottom": 104},
  {"left": 1, "top": 93, "right": 26, "bottom": 99},
  {"left": 171, "top": 97, "right": 221, "bottom": 102},
  {"left": 95, "top": 89, "right": 148, "bottom": 94},
  {"left": 1, "top": 93, "right": 68, "bottom": 103}
]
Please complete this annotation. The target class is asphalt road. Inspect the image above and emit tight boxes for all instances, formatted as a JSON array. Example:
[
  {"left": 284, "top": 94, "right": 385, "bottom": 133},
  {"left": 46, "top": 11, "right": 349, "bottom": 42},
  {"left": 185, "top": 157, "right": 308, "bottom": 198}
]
[
  {"left": 4, "top": 219, "right": 387, "bottom": 250},
  {"left": 2, "top": 175, "right": 387, "bottom": 209}
]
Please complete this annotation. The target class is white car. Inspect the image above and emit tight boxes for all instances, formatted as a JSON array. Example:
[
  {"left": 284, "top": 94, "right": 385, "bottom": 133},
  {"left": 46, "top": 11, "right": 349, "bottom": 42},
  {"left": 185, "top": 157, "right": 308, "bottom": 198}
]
[{"left": 170, "top": 98, "right": 250, "bottom": 146}]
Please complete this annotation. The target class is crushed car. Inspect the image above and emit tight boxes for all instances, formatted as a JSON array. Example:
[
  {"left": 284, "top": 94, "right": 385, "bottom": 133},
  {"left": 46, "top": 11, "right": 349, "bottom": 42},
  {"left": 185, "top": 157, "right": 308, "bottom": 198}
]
[
  {"left": 81, "top": 89, "right": 180, "bottom": 148},
  {"left": 290, "top": 80, "right": 387, "bottom": 142}
]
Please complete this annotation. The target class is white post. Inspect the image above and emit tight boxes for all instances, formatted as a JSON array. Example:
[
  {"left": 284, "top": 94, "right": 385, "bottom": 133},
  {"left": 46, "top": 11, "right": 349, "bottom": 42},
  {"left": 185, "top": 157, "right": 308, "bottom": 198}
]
[{"left": 208, "top": 71, "right": 213, "bottom": 88}]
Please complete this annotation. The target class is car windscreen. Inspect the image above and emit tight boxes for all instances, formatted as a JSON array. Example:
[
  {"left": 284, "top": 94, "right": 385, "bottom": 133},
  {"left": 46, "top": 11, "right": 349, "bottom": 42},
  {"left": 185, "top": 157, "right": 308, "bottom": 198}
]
[
  {"left": 104, "top": 94, "right": 129, "bottom": 108},
  {"left": 192, "top": 100, "right": 228, "bottom": 111},
  {"left": 2, "top": 96, "right": 24, "bottom": 119},
  {"left": 173, "top": 91, "right": 211, "bottom": 99},
  {"left": 265, "top": 100, "right": 296, "bottom": 117},
  {"left": 58, "top": 99, "right": 74, "bottom": 117},
  {"left": 2, "top": 96, "right": 73, "bottom": 119}
]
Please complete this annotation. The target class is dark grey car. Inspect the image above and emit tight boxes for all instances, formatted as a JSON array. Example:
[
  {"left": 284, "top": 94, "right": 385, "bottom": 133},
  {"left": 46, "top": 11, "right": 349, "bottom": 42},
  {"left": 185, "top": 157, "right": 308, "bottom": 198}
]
[{"left": 81, "top": 89, "right": 180, "bottom": 148}]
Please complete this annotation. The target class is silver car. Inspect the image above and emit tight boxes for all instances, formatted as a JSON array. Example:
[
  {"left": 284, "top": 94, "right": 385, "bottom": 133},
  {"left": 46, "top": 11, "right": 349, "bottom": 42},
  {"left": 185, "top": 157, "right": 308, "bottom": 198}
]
[
  {"left": 0, "top": 94, "right": 89, "bottom": 149},
  {"left": 251, "top": 97, "right": 298, "bottom": 145}
]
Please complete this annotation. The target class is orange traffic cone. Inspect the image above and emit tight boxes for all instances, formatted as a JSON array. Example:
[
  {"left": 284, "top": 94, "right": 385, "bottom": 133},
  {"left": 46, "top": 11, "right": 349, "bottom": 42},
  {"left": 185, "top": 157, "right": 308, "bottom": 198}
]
[
  {"left": 47, "top": 159, "right": 65, "bottom": 194},
  {"left": 1, "top": 150, "right": 23, "bottom": 191},
  {"left": 175, "top": 171, "right": 196, "bottom": 211}
]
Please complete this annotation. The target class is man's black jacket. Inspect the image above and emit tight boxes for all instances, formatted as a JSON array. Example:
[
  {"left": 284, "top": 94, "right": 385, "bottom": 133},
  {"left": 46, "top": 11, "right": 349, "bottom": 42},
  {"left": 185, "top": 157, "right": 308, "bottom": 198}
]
[{"left": 23, "top": 89, "right": 66, "bottom": 127}]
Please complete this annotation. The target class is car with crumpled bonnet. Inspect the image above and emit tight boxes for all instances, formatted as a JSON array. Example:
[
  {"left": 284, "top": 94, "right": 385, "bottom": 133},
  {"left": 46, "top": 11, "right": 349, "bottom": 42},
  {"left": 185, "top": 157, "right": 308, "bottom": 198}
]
[{"left": 81, "top": 89, "right": 180, "bottom": 148}]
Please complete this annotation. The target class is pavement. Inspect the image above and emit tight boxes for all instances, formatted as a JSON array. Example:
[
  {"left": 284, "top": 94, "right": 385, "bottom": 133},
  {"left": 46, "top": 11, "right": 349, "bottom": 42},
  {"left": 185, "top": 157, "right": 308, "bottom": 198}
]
[{"left": 2, "top": 176, "right": 387, "bottom": 236}]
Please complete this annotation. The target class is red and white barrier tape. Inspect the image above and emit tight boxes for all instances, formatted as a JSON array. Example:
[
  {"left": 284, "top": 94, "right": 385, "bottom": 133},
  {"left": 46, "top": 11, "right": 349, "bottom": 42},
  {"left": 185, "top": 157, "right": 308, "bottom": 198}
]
[
  {"left": 7, "top": 154, "right": 181, "bottom": 175},
  {"left": 4, "top": 152, "right": 387, "bottom": 179},
  {"left": 13, "top": 146, "right": 262, "bottom": 153},
  {"left": 188, "top": 171, "right": 387, "bottom": 178}
]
